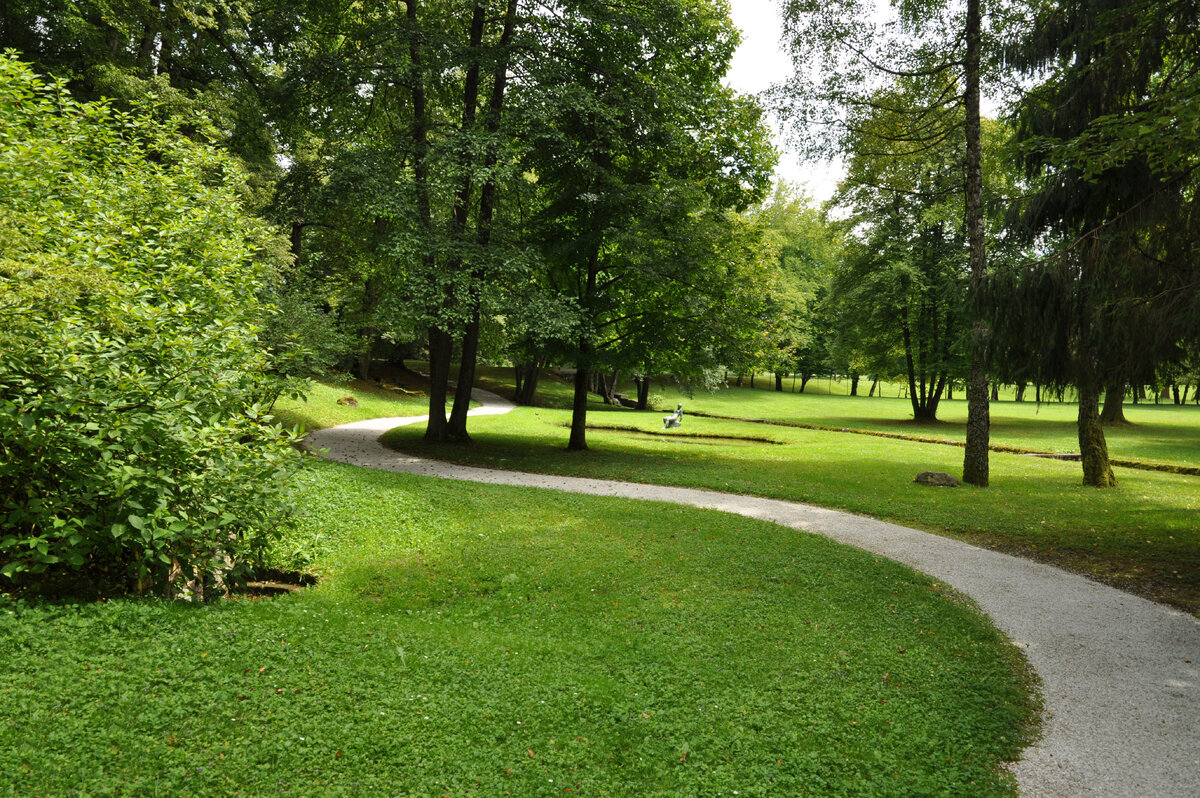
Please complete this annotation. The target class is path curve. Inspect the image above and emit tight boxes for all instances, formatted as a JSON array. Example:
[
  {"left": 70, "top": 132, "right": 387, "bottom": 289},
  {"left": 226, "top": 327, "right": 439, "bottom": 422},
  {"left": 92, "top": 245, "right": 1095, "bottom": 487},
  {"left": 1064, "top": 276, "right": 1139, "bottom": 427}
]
[{"left": 304, "top": 388, "right": 1199, "bottom": 798}]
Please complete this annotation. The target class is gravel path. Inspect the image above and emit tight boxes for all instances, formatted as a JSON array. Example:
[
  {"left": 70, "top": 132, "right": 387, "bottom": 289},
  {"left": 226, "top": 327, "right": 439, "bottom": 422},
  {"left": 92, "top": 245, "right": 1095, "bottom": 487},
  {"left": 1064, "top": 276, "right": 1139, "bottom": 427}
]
[{"left": 304, "top": 389, "right": 1200, "bottom": 797}]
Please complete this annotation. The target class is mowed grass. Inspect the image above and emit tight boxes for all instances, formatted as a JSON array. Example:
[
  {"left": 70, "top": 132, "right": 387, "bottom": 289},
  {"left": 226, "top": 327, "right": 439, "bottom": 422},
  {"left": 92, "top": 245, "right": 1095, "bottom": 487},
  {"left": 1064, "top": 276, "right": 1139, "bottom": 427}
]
[
  {"left": 525, "top": 371, "right": 1200, "bottom": 468},
  {"left": 0, "top": 462, "right": 1038, "bottom": 796},
  {"left": 383, "top": 383, "right": 1200, "bottom": 614},
  {"left": 271, "top": 377, "right": 434, "bottom": 433},
  {"left": 685, "top": 385, "right": 1200, "bottom": 469}
]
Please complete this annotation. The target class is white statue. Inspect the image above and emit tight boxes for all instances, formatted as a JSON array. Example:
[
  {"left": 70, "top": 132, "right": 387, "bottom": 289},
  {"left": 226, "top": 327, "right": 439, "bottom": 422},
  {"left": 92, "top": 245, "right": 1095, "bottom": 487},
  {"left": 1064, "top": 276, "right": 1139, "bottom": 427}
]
[{"left": 663, "top": 403, "right": 683, "bottom": 429}]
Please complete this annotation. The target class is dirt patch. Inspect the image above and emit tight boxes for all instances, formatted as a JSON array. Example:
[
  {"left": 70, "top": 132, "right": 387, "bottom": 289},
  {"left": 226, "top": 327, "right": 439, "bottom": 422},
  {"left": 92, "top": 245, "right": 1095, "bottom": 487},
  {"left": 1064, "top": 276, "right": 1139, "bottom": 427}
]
[{"left": 233, "top": 568, "right": 318, "bottom": 598}]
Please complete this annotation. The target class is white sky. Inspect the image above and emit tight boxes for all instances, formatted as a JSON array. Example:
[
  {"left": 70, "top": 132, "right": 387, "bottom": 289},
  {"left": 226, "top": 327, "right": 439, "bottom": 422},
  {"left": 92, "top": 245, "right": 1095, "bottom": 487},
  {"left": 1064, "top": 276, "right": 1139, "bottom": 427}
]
[{"left": 724, "top": 0, "right": 844, "bottom": 201}]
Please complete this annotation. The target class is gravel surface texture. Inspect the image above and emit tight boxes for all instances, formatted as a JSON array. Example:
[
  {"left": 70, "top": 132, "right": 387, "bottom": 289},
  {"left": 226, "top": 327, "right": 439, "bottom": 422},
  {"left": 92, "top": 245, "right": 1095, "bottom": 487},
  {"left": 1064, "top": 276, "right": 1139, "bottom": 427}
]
[{"left": 303, "top": 389, "right": 1200, "bottom": 797}]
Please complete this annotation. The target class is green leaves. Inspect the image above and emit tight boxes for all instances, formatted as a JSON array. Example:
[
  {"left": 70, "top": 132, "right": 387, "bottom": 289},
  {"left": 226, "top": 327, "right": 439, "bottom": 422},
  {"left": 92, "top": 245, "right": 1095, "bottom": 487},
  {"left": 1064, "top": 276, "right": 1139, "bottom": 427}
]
[{"left": 0, "top": 56, "right": 303, "bottom": 597}]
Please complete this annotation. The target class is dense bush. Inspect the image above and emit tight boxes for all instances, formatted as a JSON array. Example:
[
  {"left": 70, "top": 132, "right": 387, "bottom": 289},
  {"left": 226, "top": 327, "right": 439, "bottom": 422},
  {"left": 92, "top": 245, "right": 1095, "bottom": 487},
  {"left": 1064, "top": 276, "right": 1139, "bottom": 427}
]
[{"left": 0, "top": 56, "right": 303, "bottom": 598}]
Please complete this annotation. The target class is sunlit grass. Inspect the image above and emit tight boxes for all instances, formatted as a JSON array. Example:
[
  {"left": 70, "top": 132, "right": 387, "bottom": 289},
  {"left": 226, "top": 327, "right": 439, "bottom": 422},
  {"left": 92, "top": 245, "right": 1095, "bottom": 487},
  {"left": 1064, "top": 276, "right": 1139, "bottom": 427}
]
[
  {"left": 0, "top": 462, "right": 1038, "bottom": 796},
  {"left": 270, "top": 378, "right": 431, "bottom": 432},
  {"left": 644, "top": 379, "right": 1200, "bottom": 468},
  {"left": 382, "top": 402, "right": 1200, "bottom": 614}
]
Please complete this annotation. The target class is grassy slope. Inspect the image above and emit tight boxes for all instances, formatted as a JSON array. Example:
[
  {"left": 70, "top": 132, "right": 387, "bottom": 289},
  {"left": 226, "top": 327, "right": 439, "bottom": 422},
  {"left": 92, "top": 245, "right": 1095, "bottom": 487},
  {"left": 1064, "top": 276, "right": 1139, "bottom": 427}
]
[
  {"left": 0, "top": 462, "right": 1037, "bottom": 796},
  {"left": 270, "top": 378, "right": 432, "bottom": 432},
  {"left": 384, "top": 370, "right": 1200, "bottom": 614}
]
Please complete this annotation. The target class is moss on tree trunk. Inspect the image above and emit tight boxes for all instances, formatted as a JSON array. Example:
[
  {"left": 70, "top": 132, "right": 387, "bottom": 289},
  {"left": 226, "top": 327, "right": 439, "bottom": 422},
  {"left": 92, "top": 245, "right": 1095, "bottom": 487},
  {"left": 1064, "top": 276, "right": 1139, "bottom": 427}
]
[{"left": 1079, "top": 384, "right": 1117, "bottom": 487}]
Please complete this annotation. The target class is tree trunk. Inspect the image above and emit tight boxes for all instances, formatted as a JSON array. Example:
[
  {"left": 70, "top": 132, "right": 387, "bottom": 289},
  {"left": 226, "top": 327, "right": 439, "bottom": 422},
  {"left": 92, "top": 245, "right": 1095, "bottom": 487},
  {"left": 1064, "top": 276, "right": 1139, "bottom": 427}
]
[
  {"left": 568, "top": 244, "right": 600, "bottom": 451},
  {"left": 946, "top": 381, "right": 954, "bottom": 400},
  {"left": 444, "top": 2, "right": 488, "bottom": 443},
  {"left": 750, "top": 374, "right": 755, "bottom": 389},
  {"left": 514, "top": 361, "right": 541, "bottom": 405},
  {"left": 595, "top": 370, "right": 611, "bottom": 402},
  {"left": 963, "top": 364, "right": 990, "bottom": 485},
  {"left": 1172, "top": 384, "right": 1181, "bottom": 405},
  {"left": 868, "top": 378, "right": 878, "bottom": 397},
  {"left": 927, "top": 372, "right": 948, "bottom": 419},
  {"left": 425, "top": 327, "right": 452, "bottom": 441},
  {"left": 901, "top": 305, "right": 923, "bottom": 420},
  {"left": 849, "top": 373, "right": 860, "bottom": 396},
  {"left": 357, "top": 274, "right": 380, "bottom": 380},
  {"left": 1078, "top": 383, "right": 1117, "bottom": 487},
  {"left": 290, "top": 222, "right": 304, "bottom": 262},
  {"left": 137, "top": 15, "right": 158, "bottom": 77},
  {"left": 914, "top": 374, "right": 946, "bottom": 422},
  {"left": 735, "top": 374, "right": 743, "bottom": 387},
  {"left": 447, "top": 310, "right": 480, "bottom": 441},
  {"left": 774, "top": 372, "right": 784, "bottom": 392},
  {"left": 1100, "top": 385, "right": 1127, "bottom": 424},
  {"left": 961, "top": 0, "right": 990, "bottom": 487},
  {"left": 568, "top": 362, "right": 590, "bottom": 451},
  {"left": 406, "top": 0, "right": 448, "bottom": 443},
  {"left": 1015, "top": 382, "right": 1026, "bottom": 402},
  {"left": 990, "top": 383, "right": 999, "bottom": 401},
  {"left": 595, "top": 369, "right": 619, "bottom": 404},
  {"left": 800, "top": 373, "right": 812, "bottom": 393},
  {"left": 635, "top": 377, "right": 650, "bottom": 410},
  {"left": 157, "top": 5, "right": 176, "bottom": 76}
]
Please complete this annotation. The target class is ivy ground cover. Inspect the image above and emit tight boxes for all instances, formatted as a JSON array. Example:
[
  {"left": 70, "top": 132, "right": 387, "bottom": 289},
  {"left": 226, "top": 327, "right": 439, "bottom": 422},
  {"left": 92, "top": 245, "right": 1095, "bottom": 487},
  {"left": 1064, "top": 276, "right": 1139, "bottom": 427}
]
[{"left": 0, "top": 462, "right": 1036, "bottom": 796}]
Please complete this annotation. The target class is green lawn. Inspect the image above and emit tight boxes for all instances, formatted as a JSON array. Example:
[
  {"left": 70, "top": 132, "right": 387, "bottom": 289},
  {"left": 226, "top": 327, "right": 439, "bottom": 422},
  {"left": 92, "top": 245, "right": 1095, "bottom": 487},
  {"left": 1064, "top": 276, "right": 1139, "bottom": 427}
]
[
  {"left": 270, "top": 378, "right": 433, "bottom": 433},
  {"left": 514, "top": 369, "right": 1200, "bottom": 468},
  {"left": 680, "top": 385, "right": 1200, "bottom": 469},
  {"left": 0, "top": 462, "right": 1037, "bottom": 796},
  {"left": 382, "top": 372, "right": 1200, "bottom": 615}
]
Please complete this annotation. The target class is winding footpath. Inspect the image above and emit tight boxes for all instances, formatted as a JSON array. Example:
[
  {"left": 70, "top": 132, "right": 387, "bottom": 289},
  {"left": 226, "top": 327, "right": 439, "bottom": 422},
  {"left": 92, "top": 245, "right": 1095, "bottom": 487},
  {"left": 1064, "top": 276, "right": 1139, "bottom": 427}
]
[{"left": 304, "top": 389, "right": 1200, "bottom": 797}]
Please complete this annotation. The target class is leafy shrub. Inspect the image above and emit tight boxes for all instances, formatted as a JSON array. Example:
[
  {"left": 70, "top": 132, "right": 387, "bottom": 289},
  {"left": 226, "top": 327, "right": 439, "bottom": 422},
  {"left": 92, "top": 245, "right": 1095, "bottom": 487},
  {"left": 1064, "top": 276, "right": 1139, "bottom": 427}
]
[{"left": 0, "top": 56, "right": 303, "bottom": 597}]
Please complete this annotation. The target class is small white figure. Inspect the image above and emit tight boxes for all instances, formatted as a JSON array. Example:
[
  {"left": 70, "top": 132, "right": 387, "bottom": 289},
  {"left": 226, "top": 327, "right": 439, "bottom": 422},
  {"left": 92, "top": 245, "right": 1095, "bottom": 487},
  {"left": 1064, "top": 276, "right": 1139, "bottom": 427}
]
[{"left": 663, "top": 403, "right": 683, "bottom": 429}]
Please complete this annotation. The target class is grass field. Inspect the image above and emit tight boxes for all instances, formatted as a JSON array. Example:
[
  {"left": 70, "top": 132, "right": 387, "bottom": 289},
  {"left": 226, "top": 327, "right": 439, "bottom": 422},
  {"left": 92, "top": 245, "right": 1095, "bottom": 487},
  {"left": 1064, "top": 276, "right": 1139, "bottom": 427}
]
[
  {"left": 0, "top": 461, "right": 1037, "bottom": 796},
  {"left": 685, "top": 382, "right": 1200, "bottom": 469},
  {"left": 270, "top": 376, "right": 434, "bottom": 433},
  {"left": 508, "top": 368, "right": 1200, "bottom": 469},
  {"left": 382, "top": 366, "right": 1200, "bottom": 615}
]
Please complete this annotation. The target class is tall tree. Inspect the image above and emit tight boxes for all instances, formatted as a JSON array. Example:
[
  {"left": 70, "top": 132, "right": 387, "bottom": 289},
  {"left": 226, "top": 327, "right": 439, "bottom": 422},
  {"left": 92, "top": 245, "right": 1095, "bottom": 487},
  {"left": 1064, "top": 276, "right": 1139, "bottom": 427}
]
[
  {"left": 998, "top": 0, "right": 1200, "bottom": 486},
  {"left": 746, "top": 184, "right": 841, "bottom": 394},
  {"left": 828, "top": 86, "right": 970, "bottom": 421},
  {"left": 517, "top": 0, "right": 774, "bottom": 451},
  {"left": 446, "top": 0, "right": 521, "bottom": 441},
  {"left": 777, "top": 0, "right": 1006, "bottom": 484}
]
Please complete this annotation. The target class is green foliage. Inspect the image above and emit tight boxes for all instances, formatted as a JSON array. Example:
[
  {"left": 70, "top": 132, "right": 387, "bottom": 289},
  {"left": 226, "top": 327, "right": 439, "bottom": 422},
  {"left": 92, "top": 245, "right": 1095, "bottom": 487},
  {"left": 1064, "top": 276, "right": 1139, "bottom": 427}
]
[
  {"left": 745, "top": 183, "right": 841, "bottom": 381},
  {"left": 0, "top": 56, "right": 302, "bottom": 597},
  {"left": 513, "top": 0, "right": 776, "bottom": 446},
  {"left": 258, "top": 278, "right": 354, "bottom": 385},
  {"left": 0, "top": 461, "right": 1037, "bottom": 795},
  {"left": 996, "top": 0, "right": 1200, "bottom": 485},
  {"left": 0, "top": 0, "right": 289, "bottom": 207}
]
